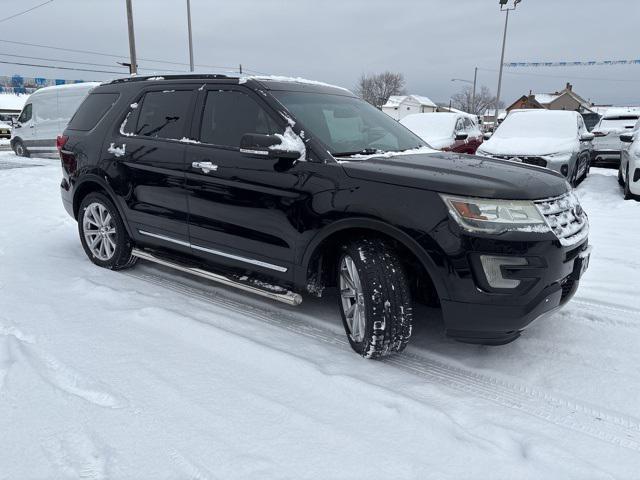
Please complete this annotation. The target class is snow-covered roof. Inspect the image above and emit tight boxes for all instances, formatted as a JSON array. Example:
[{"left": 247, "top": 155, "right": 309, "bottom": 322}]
[
  {"left": 0, "top": 93, "right": 28, "bottom": 111},
  {"left": 239, "top": 75, "right": 351, "bottom": 92},
  {"left": 599, "top": 106, "right": 640, "bottom": 118},
  {"left": 33, "top": 81, "right": 101, "bottom": 95},
  {"left": 382, "top": 94, "right": 437, "bottom": 109},
  {"left": 533, "top": 94, "right": 560, "bottom": 105}
]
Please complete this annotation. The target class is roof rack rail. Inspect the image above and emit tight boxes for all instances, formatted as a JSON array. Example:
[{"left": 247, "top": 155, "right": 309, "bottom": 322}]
[{"left": 107, "top": 73, "right": 236, "bottom": 85}]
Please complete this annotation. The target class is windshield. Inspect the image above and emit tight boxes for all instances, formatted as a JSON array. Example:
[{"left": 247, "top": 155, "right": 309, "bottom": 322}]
[
  {"left": 400, "top": 114, "right": 457, "bottom": 141},
  {"left": 272, "top": 91, "right": 426, "bottom": 156},
  {"left": 495, "top": 112, "right": 576, "bottom": 139},
  {"left": 599, "top": 117, "right": 639, "bottom": 131}
]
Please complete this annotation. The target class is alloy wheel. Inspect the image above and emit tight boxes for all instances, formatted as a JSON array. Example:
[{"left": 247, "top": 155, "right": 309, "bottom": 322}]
[
  {"left": 83, "top": 202, "right": 117, "bottom": 261},
  {"left": 339, "top": 255, "right": 366, "bottom": 342}
]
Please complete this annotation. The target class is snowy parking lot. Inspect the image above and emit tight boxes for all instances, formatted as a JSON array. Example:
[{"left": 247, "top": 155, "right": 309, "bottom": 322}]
[{"left": 1, "top": 151, "right": 640, "bottom": 478}]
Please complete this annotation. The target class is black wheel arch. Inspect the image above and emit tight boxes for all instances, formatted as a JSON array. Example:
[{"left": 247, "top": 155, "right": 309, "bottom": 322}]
[
  {"left": 298, "top": 217, "right": 449, "bottom": 302},
  {"left": 72, "top": 174, "right": 134, "bottom": 238}
]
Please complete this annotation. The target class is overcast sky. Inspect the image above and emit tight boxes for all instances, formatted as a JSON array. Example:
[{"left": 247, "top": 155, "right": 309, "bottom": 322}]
[{"left": 1, "top": 0, "right": 639, "bottom": 106}]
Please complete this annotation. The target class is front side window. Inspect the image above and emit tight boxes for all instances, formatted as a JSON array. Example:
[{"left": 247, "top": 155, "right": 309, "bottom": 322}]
[
  {"left": 134, "top": 90, "right": 192, "bottom": 139},
  {"left": 273, "top": 91, "right": 425, "bottom": 156},
  {"left": 18, "top": 103, "right": 32, "bottom": 123},
  {"left": 199, "top": 90, "right": 278, "bottom": 148},
  {"left": 455, "top": 118, "right": 465, "bottom": 133}
]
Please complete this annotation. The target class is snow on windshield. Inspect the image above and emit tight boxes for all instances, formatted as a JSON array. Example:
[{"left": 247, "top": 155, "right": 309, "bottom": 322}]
[
  {"left": 495, "top": 111, "right": 576, "bottom": 139},
  {"left": 400, "top": 114, "right": 456, "bottom": 141}
]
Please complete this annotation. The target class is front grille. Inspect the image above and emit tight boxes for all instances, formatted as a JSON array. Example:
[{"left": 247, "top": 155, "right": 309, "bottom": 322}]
[
  {"left": 535, "top": 192, "right": 589, "bottom": 247},
  {"left": 491, "top": 154, "right": 548, "bottom": 168}
]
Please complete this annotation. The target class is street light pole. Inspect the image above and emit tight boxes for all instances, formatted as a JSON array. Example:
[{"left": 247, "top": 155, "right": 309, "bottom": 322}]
[
  {"left": 494, "top": 0, "right": 521, "bottom": 125},
  {"left": 186, "top": 0, "right": 194, "bottom": 72},
  {"left": 125, "top": 0, "right": 137, "bottom": 75}
]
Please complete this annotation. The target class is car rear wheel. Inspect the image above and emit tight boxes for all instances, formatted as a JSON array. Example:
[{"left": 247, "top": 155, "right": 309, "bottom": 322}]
[
  {"left": 624, "top": 165, "right": 635, "bottom": 200},
  {"left": 337, "top": 238, "right": 413, "bottom": 359},
  {"left": 13, "top": 139, "right": 29, "bottom": 157},
  {"left": 78, "top": 192, "right": 137, "bottom": 270}
]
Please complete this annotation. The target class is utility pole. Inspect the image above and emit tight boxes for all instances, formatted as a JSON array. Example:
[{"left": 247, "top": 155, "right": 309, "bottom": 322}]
[
  {"left": 125, "top": 0, "right": 137, "bottom": 75},
  {"left": 472, "top": 66, "right": 478, "bottom": 113},
  {"left": 186, "top": 0, "right": 194, "bottom": 72},
  {"left": 239, "top": 64, "right": 243, "bottom": 74},
  {"left": 494, "top": 0, "right": 522, "bottom": 125}
]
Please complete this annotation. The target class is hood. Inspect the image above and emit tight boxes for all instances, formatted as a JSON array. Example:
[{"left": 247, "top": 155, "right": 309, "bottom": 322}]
[
  {"left": 0, "top": 122, "right": 11, "bottom": 129},
  {"left": 340, "top": 152, "right": 567, "bottom": 200},
  {"left": 480, "top": 136, "right": 576, "bottom": 156}
]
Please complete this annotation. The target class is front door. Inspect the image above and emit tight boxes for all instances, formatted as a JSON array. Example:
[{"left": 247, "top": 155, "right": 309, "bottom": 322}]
[
  {"left": 184, "top": 86, "right": 311, "bottom": 281},
  {"left": 13, "top": 103, "right": 36, "bottom": 147},
  {"left": 112, "top": 87, "right": 197, "bottom": 250}
]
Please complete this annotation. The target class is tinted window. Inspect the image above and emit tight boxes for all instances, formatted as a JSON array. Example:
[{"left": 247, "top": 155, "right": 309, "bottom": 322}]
[
  {"left": 199, "top": 91, "right": 278, "bottom": 147},
  {"left": 18, "top": 104, "right": 32, "bottom": 123},
  {"left": 68, "top": 93, "right": 119, "bottom": 131},
  {"left": 134, "top": 90, "right": 192, "bottom": 139}
]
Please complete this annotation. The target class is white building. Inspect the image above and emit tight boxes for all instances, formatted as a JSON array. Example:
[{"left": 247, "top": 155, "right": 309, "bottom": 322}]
[{"left": 382, "top": 94, "right": 437, "bottom": 120}]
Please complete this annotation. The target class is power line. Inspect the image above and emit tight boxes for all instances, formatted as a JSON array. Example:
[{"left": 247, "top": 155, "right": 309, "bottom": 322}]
[
  {"left": 0, "top": 52, "right": 187, "bottom": 74},
  {"left": 0, "top": 38, "right": 266, "bottom": 74},
  {"left": 0, "top": 59, "right": 124, "bottom": 75},
  {"left": 0, "top": 0, "right": 54, "bottom": 24}
]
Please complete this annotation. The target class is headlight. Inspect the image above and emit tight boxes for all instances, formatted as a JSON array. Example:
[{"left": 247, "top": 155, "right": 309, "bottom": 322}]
[
  {"left": 542, "top": 152, "right": 573, "bottom": 163},
  {"left": 440, "top": 194, "right": 550, "bottom": 234}
]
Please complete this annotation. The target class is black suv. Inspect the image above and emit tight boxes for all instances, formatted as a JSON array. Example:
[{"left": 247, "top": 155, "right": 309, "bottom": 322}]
[{"left": 59, "top": 74, "right": 591, "bottom": 358}]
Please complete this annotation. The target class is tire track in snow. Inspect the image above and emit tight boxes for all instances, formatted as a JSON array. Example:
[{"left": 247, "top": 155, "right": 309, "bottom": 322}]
[
  {"left": 41, "top": 430, "right": 109, "bottom": 480},
  {"left": 123, "top": 267, "right": 640, "bottom": 453},
  {"left": 0, "top": 322, "right": 126, "bottom": 409}
]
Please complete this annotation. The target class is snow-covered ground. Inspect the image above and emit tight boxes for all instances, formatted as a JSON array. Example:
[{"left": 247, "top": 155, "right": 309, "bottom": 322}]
[{"left": 1, "top": 152, "right": 640, "bottom": 479}]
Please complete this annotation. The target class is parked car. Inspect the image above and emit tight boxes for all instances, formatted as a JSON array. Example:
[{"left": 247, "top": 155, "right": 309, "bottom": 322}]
[
  {"left": 619, "top": 121, "right": 640, "bottom": 200},
  {"left": 591, "top": 111, "right": 640, "bottom": 167},
  {"left": 0, "top": 120, "right": 11, "bottom": 139},
  {"left": 477, "top": 110, "right": 594, "bottom": 187},
  {"left": 59, "top": 74, "right": 590, "bottom": 358},
  {"left": 11, "top": 82, "right": 100, "bottom": 157},
  {"left": 400, "top": 112, "right": 483, "bottom": 154}
]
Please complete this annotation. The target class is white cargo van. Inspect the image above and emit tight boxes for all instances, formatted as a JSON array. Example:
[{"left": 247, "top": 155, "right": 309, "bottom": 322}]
[{"left": 10, "top": 82, "right": 100, "bottom": 157}]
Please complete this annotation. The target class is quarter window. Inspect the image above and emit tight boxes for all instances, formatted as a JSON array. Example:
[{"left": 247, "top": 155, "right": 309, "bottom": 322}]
[
  {"left": 133, "top": 90, "right": 193, "bottom": 139},
  {"left": 199, "top": 90, "right": 278, "bottom": 148}
]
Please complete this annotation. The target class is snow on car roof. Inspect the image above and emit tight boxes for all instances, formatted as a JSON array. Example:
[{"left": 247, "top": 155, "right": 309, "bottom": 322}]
[
  {"left": 0, "top": 93, "right": 28, "bottom": 111},
  {"left": 32, "top": 82, "right": 101, "bottom": 95},
  {"left": 239, "top": 75, "right": 351, "bottom": 92},
  {"left": 495, "top": 110, "right": 578, "bottom": 139}
]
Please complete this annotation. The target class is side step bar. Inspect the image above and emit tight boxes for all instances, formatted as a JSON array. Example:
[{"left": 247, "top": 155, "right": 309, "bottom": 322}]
[{"left": 131, "top": 248, "right": 303, "bottom": 306}]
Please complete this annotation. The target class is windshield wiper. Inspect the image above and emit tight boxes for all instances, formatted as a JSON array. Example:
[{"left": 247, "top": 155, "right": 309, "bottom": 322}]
[{"left": 332, "top": 148, "right": 383, "bottom": 157}]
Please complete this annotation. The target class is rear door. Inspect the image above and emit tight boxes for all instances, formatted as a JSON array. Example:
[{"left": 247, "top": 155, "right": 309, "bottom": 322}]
[
  {"left": 183, "top": 85, "right": 308, "bottom": 280},
  {"left": 112, "top": 86, "right": 198, "bottom": 249}
]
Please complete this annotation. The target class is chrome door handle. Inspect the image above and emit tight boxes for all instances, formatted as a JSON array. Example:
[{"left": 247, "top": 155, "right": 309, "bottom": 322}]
[{"left": 192, "top": 161, "right": 218, "bottom": 173}]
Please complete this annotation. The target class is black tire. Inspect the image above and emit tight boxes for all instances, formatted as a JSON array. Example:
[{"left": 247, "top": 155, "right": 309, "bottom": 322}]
[
  {"left": 13, "top": 139, "right": 30, "bottom": 157},
  {"left": 618, "top": 164, "right": 624, "bottom": 186},
  {"left": 624, "top": 165, "right": 635, "bottom": 200},
  {"left": 337, "top": 238, "right": 413, "bottom": 359},
  {"left": 78, "top": 192, "right": 137, "bottom": 270}
]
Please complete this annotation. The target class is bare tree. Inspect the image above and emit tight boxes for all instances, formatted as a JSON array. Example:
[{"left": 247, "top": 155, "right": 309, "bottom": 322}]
[
  {"left": 355, "top": 72, "right": 406, "bottom": 109},
  {"left": 451, "top": 85, "right": 503, "bottom": 116}
]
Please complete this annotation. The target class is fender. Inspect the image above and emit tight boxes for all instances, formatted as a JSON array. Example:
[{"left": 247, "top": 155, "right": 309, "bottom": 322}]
[
  {"left": 299, "top": 217, "right": 451, "bottom": 300},
  {"left": 72, "top": 173, "right": 135, "bottom": 238}
]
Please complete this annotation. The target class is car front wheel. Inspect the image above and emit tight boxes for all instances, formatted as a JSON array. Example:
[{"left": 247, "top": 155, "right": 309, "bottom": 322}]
[
  {"left": 78, "top": 192, "right": 137, "bottom": 270},
  {"left": 13, "top": 139, "right": 29, "bottom": 157},
  {"left": 338, "top": 238, "right": 413, "bottom": 359}
]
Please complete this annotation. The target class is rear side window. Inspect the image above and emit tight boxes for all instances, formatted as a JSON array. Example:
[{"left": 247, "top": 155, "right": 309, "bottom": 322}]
[
  {"left": 134, "top": 90, "right": 192, "bottom": 139},
  {"left": 68, "top": 93, "right": 119, "bottom": 131},
  {"left": 199, "top": 90, "right": 278, "bottom": 147}
]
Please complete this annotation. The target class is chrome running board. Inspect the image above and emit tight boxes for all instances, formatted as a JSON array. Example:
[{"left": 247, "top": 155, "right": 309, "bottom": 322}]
[{"left": 131, "top": 248, "right": 303, "bottom": 306}]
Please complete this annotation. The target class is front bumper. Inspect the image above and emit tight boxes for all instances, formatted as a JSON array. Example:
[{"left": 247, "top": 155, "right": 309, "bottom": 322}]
[
  {"left": 429, "top": 224, "right": 590, "bottom": 345},
  {"left": 591, "top": 150, "right": 621, "bottom": 167}
]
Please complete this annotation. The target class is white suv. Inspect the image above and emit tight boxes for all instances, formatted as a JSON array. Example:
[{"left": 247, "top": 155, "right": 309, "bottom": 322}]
[{"left": 619, "top": 121, "right": 640, "bottom": 200}]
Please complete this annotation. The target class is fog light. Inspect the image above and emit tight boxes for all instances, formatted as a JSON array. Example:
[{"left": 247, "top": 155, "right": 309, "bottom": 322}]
[
  {"left": 480, "top": 255, "right": 527, "bottom": 289},
  {"left": 561, "top": 164, "right": 569, "bottom": 176}
]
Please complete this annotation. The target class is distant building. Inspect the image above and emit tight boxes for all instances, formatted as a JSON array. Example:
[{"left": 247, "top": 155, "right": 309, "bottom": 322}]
[
  {"left": 382, "top": 95, "right": 437, "bottom": 120},
  {"left": 506, "top": 83, "right": 600, "bottom": 129}
]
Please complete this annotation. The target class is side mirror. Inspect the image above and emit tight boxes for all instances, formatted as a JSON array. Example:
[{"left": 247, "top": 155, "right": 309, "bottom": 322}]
[
  {"left": 620, "top": 133, "right": 635, "bottom": 143},
  {"left": 580, "top": 132, "right": 595, "bottom": 142},
  {"left": 455, "top": 132, "right": 468, "bottom": 141},
  {"left": 240, "top": 133, "right": 301, "bottom": 160},
  {"left": 483, "top": 132, "right": 493, "bottom": 140}
]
